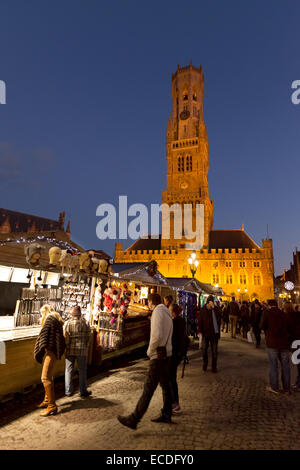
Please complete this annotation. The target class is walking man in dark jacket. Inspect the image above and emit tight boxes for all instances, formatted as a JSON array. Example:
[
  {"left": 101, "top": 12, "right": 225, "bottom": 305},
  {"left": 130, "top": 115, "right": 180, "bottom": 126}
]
[
  {"left": 198, "top": 295, "right": 221, "bottom": 372},
  {"left": 260, "top": 299, "right": 292, "bottom": 395},
  {"left": 229, "top": 297, "right": 240, "bottom": 338}
]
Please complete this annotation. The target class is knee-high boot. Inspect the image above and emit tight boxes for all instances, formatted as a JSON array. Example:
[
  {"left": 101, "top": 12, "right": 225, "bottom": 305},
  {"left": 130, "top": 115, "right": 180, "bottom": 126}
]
[
  {"left": 40, "top": 383, "right": 57, "bottom": 417},
  {"left": 37, "top": 385, "right": 48, "bottom": 408}
]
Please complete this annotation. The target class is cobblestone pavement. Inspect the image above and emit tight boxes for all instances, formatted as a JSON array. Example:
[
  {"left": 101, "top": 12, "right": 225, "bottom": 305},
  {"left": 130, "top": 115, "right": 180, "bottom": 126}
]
[{"left": 1, "top": 334, "right": 300, "bottom": 450}]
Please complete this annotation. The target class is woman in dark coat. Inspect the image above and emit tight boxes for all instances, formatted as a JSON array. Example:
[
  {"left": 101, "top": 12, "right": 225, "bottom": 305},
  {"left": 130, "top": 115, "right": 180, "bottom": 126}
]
[
  {"left": 169, "top": 304, "right": 188, "bottom": 414},
  {"left": 34, "top": 304, "right": 65, "bottom": 416}
]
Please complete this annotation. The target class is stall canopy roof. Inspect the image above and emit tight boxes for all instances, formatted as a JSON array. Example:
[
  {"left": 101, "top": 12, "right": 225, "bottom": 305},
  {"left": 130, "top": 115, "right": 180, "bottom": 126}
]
[
  {"left": 166, "top": 277, "right": 202, "bottom": 293},
  {"left": 166, "top": 277, "right": 224, "bottom": 296},
  {"left": 111, "top": 262, "right": 168, "bottom": 286},
  {"left": 0, "top": 236, "right": 84, "bottom": 270}
]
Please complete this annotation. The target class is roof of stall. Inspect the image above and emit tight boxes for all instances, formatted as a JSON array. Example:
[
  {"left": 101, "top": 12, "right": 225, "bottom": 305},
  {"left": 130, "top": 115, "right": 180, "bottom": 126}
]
[
  {"left": 111, "top": 262, "right": 169, "bottom": 286},
  {"left": 166, "top": 277, "right": 224, "bottom": 296},
  {"left": 0, "top": 235, "right": 84, "bottom": 270}
]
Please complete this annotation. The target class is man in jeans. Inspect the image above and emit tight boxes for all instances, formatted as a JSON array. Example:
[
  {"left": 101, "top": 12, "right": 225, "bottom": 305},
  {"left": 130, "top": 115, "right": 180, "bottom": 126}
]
[
  {"left": 64, "top": 306, "right": 91, "bottom": 398},
  {"left": 260, "top": 299, "right": 292, "bottom": 395},
  {"left": 198, "top": 295, "right": 221, "bottom": 372},
  {"left": 118, "top": 293, "right": 173, "bottom": 430}
]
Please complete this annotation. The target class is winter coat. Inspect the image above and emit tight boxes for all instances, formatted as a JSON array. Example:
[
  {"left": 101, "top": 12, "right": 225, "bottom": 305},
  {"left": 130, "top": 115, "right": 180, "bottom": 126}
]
[
  {"left": 172, "top": 316, "right": 188, "bottom": 359},
  {"left": 250, "top": 304, "right": 263, "bottom": 328},
  {"left": 34, "top": 313, "right": 66, "bottom": 364},
  {"left": 147, "top": 304, "right": 173, "bottom": 360},
  {"left": 287, "top": 311, "right": 300, "bottom": 344},
  {"left": 198, "top": 305, "right": 222, "bottom": 339},
  {"left": 260, "top": 307, "right": 292, "bottom": 350},
  {"left": 229, "top": 301, "right": 240, "bottom": 318}
]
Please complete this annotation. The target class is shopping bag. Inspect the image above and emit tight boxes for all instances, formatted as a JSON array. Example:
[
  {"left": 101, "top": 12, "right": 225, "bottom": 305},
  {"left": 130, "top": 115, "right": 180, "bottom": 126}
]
[{"left": 247, "top": 330, "right": 254, "bottom": 343}]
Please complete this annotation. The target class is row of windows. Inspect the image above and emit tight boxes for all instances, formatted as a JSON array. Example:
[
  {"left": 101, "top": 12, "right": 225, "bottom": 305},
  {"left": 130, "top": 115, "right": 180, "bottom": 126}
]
[
  {"left": 212, "top": 273, "right": 262, "bottom": 286},
  {"left": 221, "top": 261, "right": 261, "bottom": 268},
  {"left": 178, "top": 156, "right": 192, "bottom": 172}
]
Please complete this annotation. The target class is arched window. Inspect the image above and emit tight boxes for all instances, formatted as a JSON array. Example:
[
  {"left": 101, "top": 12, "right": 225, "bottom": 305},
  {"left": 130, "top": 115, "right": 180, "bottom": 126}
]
[
  {"left": 254, "top": 273, "right": 262, "bottom": 285},
  {"left": 178, "top": 156, "right": 184, "bottom": 172},
  {"left": 226, "top": 273, "right": 233, "bottom": 284},
  {"left": 239, "top": 273, "right": 247, "bottom": 285},
  {"left": 193, "top": 92, "right": 197, "bottom": 101},
  {"left": 186, "top": 156, "right": 192, "bottom": 171},
  {"left": 183, "top": 90, "right": 188, "bottom": 101}
]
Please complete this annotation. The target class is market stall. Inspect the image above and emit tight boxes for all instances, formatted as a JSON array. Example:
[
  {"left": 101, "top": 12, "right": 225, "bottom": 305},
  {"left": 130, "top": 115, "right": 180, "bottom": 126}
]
[
  {"left": 0, "top": 236, "right": 98, "bottom": 400},
  {"left": 166, "top": 277, "right": 224, "bottom": 337},
  {"left": 90, "top": 261, "right": 173, "bottom": 361}
]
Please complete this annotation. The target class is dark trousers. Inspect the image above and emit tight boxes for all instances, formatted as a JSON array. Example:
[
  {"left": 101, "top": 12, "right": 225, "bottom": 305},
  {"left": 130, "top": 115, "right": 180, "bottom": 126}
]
[
  {"left": 170, "top": 355, "right": 182, "bottom": 404},
  {"left": 241, "top": 319, "right": 249, "bottom": 338},
  {"left": 221, "top": 319, "right": 229, "bottom": 333},
  {"left": 132, "top": 358, "right": 172, "bottom": 422},
  {"left": 253, "top": 326, "right": 261, "bottom": 346},
  {"left": 202, "top": 336, "right": 219, "bottom": 371}
]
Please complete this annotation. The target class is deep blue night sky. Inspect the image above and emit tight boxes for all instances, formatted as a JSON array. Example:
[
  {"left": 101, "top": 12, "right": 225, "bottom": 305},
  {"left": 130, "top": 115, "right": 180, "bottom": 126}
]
[{"left": 0, "top": 0, "right": 299, "bottom": 275}]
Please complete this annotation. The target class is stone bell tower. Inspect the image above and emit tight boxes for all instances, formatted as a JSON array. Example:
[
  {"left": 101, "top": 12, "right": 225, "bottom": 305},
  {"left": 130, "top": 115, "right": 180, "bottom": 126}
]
[{"left": 161, "top": 61, "right": 214, "bottom": 250}]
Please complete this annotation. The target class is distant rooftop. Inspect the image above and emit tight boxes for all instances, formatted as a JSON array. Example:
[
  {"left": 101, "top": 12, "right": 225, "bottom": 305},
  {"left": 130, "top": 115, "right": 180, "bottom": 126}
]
[{"left": 0, "top": 208, "right": 69, "bottom": 235}]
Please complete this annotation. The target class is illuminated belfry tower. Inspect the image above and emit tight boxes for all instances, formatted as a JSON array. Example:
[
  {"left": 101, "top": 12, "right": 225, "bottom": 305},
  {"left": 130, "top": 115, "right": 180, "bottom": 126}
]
[{"left": 161, "top": 61, "right": 213, "bottom": 249}]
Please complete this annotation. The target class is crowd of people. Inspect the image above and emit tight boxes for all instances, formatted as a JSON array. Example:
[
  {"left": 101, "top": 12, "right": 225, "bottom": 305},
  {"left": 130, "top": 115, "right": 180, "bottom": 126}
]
[
  {"left": 197, "top": 296, "right": 300, "bottom": 395},
  {"left": 34, "top": 292, "right": 300, "bottom": 425}
]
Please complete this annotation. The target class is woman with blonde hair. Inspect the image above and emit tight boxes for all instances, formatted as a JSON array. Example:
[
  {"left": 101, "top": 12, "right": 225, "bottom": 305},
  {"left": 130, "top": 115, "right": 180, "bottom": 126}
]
[{"left": 34, "top": 304, "right": 65, "bottom": 416}]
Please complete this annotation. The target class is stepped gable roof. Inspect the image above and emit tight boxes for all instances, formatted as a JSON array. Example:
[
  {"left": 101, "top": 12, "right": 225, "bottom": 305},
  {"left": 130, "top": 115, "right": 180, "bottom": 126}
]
[
  {"left": 0, "top": 208, "right": 65, "bottom": 234},
  {"left": 209, "top": 230, "right": 260, "bottom": 250},
  {"left": 126, "top": 235, "right": 162, "bottom": 252}
]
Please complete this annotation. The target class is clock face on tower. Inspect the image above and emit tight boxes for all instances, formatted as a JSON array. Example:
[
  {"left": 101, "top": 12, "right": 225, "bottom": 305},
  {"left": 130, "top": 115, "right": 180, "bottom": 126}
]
[
  {"left": 180, "top": 181, "right": 188, "bottom": 190},
  {"left": 180, "top": 110, "right": 190, "bottom": 120}
]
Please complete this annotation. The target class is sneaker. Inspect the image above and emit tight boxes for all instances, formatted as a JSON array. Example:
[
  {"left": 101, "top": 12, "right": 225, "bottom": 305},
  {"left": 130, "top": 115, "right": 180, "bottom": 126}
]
[
  {"left": 266, "top": 386, "right": 279, "bottom": 395},
  {"left": 117, "top": 414, "right": 137, "bottom": 430},
  {"left": 172, "top": 405, "right": 182, "bottom": 415},
  {"left": 80, "top": 390, "right": 92, "bottom": 398}
]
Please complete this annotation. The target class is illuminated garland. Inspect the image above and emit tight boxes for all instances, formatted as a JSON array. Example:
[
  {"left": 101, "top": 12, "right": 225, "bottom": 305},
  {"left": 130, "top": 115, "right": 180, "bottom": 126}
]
[{"left": 0, "top": 235, "right": 81, "bottom": 253}]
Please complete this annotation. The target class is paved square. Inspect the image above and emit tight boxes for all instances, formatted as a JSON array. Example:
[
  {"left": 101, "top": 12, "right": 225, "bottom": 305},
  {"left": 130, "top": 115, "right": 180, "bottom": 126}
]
[{"left": 0, "top": 335, "right": 300, "bottom": 450}]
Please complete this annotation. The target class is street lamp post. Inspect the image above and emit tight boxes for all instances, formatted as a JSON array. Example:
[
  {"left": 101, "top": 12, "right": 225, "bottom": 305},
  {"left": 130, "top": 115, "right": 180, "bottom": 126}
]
[
  {"left": 188, "top": 251, "right": 199, "bottom": 278},
  {"left": 238, "top": 288, "right": 247, "bottom": 301}
]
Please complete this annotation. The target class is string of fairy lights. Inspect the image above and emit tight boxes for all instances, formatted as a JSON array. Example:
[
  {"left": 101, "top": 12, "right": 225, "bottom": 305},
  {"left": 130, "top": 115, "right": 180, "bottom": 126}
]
[{"left": 0, "top": 235, "right": 81, "bottom": 253}]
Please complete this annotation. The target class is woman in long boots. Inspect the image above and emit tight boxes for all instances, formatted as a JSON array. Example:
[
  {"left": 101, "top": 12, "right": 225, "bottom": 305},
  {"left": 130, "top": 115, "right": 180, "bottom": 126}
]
[{"left": 34, "top": 305, "right": 65, "bottom": 416}]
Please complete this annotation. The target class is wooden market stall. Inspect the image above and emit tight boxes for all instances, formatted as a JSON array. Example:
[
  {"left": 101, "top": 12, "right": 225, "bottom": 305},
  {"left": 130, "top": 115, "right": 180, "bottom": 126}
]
[
  {"left": 90, "top": 261, "right": 174, "bottom": 361},
  {"left": 166, "top": 277, "right": 224, "bottom": 336},
  {"left": 0, "top": 235, "right": 93, "bottom": 400}
]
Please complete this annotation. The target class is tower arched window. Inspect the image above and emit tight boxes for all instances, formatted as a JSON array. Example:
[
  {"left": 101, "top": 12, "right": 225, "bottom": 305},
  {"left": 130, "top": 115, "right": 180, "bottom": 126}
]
[
  {"left": 193, "top": 92, "right": 197, "bottom": 101},
  {"left": 254, "top": 272, "right": 262, "bottom": 285},
  {"left": 178, "top": 156, "right": 184, "bottom": 172},
  {"left": 186, "top": 156, "right": 192, "bottom": 172},
  {"left": 183, "top": 90, "right": 188, "bottom": 101}
]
